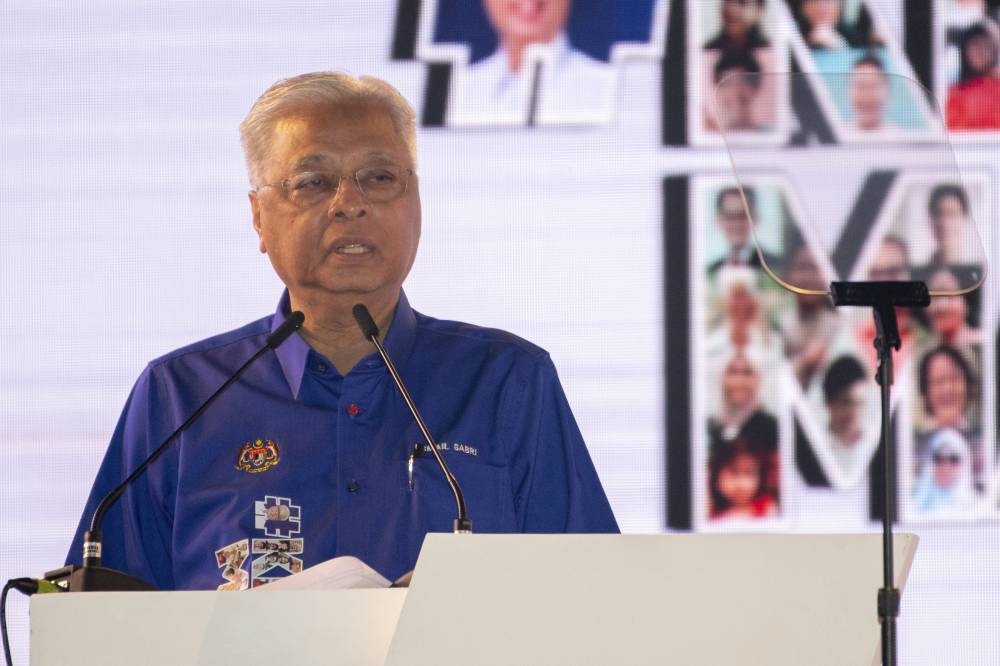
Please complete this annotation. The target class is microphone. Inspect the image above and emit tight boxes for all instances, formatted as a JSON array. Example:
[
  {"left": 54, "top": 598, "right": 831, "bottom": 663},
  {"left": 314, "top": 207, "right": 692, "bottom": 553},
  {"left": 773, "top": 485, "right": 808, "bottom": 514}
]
[
  {"left": 352, "top": 303, "right": 472, "bottom": 534},
  {"left": 68, "top": 311, "right": 305, "bottom": 591}
]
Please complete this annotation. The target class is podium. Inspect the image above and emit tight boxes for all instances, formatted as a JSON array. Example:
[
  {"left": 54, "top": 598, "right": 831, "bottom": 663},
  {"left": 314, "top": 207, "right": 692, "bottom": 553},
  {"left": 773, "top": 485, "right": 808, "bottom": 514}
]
[
  {"left": 31, "top": 533, "right": 917, "bottom": 665},
  {"left": 29, "top": 589, "right": 406, "bottom": 665}
]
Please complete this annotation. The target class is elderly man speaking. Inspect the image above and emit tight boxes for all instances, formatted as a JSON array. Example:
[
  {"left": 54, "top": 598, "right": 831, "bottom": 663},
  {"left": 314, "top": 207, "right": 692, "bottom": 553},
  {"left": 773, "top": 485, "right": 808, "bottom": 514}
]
[{"left": 67, "top": 72, "right": 618, "bottom": 590}]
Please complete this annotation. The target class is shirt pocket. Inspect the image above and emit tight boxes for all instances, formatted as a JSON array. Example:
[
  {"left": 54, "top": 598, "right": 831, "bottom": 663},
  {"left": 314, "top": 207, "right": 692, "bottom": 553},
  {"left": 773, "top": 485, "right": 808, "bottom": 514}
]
[{"left": 401, "top": 450, "right": 516, "bottom": 533}]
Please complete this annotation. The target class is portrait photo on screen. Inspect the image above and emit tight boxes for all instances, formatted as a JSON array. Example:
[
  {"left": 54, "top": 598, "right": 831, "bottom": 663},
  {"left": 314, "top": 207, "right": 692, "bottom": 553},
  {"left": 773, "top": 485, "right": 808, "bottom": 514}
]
[
  {"left": 779, "top": 231, "right": 880, "bottom": 488},
  {"left": 708, "top": 175, "right": 883, "bottom": 489},
  {"left": 692, "top": 175, "right": 792, "bottom": 530},
  {"left": 689, "top": 0, "right": 791, "bottom": 146},
  {"left": 416, "top": 0, "right": 667, "bottom": 126},
  {"left": 786, "top": 0, "right": 883, "bottom": 52},
  {"left": 889, "top": 177, "right": 988, "bottom": 288},
  {"left": 780, "top": 0, "right": 936, "bottom": 143},
  {"left": 906, "top": 346, "right": 990, "bottom": 520},
  {"left": 935, "top": 0, "right": 1000, "bottom": 134},
  {"left": 839, "top": 170, "right": 995, "bottom": 522},
  {"left": 701, "top": 180, "right": 786, "bottom": 279},
  {"left": 700, "top": 344, "right": 788, "bottom": 527}
]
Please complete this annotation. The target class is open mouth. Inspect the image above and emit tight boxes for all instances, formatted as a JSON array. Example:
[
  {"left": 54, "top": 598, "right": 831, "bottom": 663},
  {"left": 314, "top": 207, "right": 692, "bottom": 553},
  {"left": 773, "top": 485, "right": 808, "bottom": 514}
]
[{"left": 335, "top": 243, "right": 373, "bottom": 255}]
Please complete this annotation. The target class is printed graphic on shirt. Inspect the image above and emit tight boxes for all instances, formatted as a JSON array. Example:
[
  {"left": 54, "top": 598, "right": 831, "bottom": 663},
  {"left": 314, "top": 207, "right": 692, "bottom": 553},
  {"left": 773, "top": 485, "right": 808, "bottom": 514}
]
[
  {"left": 254, "top": 496, "right": 302, "bottom": 538},
  {"left": 252, "top": 576, "right": 280, "bottom": 589},
  {"left": 252, "top": 538, "right": 304, "bottom": 554},
  {"left": 214, "top": 538, "right": 249, "bottom": 591},
  {"left": 251, "top": 551, "right": 304, "bottom": 578},
  {"left": 235, "top": 438, "right": 281, "bottom": 474},
  {"left": 251, "top": 497, "right": 304, "bottom": 588}
]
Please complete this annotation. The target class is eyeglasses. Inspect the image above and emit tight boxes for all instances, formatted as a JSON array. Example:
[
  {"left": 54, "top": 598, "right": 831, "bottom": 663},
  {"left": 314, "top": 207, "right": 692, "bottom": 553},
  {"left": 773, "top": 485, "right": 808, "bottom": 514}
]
[
  {"left": 256, "top": 164, "right": 413, "bottom": 208},
  {"left": 932, "top": 453, "right": 962, "bottom": 465}
]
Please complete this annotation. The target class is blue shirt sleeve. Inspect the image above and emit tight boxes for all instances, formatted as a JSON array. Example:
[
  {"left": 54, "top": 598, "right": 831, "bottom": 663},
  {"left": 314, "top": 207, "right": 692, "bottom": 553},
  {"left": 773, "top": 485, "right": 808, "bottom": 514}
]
[
  {"left": 66, "top": 365, "right": 178, "bottom": 590},
  {"left": 503, "top": 353, "right": 619, "bottom": 533}
]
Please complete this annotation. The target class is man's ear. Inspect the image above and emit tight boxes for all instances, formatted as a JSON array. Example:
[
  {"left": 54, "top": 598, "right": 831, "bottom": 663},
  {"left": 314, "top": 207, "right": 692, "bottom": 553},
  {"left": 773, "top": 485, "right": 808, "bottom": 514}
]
[{"left": 249, "top": 191, "right": 266, "bottom": 254}]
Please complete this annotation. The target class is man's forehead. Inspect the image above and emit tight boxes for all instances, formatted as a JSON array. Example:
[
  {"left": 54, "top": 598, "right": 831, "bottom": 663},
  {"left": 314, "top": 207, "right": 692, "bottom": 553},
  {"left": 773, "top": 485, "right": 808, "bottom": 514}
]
[
  {"left": 266, "top": 107, "right": 405, "bottom": 169},
  {"left": 273, "top": 108, "right": 391, "bottom": 140}
]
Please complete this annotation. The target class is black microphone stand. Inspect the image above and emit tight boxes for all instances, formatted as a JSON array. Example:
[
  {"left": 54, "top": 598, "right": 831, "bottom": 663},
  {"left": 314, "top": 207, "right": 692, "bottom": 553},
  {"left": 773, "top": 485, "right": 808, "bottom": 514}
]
[
  {"left": 52, "top": 312, "right": 305, "bottom": 592},
  {"left": 830, "top": 281, "right": 929, "bottom": 666},
  {"left": 352, "top": 304, "right": 472, "bottom": 534}
]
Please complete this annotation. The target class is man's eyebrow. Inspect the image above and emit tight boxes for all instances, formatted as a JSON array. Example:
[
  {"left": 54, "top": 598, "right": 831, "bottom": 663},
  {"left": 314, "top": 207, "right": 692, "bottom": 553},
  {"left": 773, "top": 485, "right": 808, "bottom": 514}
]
[
  {"left": 292, "top": 154, "right": 332, "bottom": 170},
  {"left": 361, "top": 151, "right": 398, "bottom": 164}
]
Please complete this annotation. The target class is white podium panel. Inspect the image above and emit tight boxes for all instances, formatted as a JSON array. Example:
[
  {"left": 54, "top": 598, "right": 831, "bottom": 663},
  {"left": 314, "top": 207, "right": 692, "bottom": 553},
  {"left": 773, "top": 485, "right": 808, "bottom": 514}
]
[
  {"left": 386, "top": 533, "right": 918, "bottom": 666},
  {"left": 31, "top": 589, "right": 406, "bottom": 666}
]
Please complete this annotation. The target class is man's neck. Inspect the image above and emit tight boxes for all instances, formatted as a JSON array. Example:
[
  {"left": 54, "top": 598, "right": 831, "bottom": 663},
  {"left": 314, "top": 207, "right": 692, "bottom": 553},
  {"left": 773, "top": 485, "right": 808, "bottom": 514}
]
[
  {"left": 290, "top": 290, "right": 399, "bottom": 376},
  {"left": 503, "top": 39, "right": 526, "bottom": 73},
  {"left": 502, "top": 32, "right": 562, "bottom": 73}
]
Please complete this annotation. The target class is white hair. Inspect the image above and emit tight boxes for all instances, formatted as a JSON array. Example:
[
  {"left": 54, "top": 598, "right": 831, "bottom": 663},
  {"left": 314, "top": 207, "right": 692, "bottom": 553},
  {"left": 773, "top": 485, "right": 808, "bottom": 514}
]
[
  {"left": 239, "top": 71, "right": 417, "bottom": 187},
  {"left": 716, "top": 265, "right": 757, "bottom": 296}
]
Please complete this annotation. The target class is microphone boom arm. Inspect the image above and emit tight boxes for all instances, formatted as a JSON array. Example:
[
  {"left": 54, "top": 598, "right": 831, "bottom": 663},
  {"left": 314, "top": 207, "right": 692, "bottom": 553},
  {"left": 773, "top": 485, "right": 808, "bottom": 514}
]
[
  {"left": 353, "top": 304, "right": 472, "bottom": 534},
  {"left": 79, "top": 311, "right": 305, "bottom": 583}
]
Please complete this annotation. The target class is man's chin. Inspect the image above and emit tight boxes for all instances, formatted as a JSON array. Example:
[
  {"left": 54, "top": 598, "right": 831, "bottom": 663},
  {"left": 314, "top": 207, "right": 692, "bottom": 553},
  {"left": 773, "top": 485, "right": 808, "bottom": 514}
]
[{"left": 317, "top": 281, "right": 404, "bottom": 302}]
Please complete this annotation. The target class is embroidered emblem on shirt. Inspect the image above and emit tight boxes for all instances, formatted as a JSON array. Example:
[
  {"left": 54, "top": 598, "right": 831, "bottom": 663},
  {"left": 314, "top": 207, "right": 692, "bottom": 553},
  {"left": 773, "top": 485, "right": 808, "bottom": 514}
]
[
  {"left": 254, "top": 496, "right": 301, "bottom": 538},
  {"left": 236, "top": 438, "right": 281, "bottom": 474},
  {"left": 214, "top": 538, "right": 249, "bottom": 591}
]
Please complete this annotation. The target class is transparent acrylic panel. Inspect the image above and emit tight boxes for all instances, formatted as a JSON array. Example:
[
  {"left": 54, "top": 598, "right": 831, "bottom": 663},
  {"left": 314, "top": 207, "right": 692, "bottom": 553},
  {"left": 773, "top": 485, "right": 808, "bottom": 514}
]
[{"left": 713, "top": 70, "right": 986, "bottom": 297}]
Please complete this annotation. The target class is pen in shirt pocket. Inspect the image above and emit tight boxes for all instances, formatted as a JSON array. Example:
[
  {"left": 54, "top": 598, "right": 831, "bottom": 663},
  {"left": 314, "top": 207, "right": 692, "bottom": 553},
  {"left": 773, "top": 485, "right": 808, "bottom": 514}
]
[{"left": 407, "top": 443, "right": 424, "bottom": 491}]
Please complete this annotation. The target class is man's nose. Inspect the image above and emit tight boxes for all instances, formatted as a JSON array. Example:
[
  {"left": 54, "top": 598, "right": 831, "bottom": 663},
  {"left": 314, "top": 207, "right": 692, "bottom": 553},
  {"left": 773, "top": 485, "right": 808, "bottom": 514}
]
[{"left": 328, "top": 176, "right": 369, "bottom": 221}]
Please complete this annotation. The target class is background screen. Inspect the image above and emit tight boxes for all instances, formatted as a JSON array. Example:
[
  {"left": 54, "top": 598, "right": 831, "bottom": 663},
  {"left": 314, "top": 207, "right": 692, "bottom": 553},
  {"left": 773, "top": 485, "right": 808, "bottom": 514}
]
[{"left": 2, "top": 1, "right": 998, "bottom": 664}]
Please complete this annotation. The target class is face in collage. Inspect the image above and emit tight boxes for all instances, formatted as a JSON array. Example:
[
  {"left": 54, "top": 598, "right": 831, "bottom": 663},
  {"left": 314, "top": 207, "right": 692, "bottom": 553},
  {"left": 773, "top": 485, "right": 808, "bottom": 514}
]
[
  {"left": 695, "top": 0, "right": 948, "bottom": 145},
  {"left": 697, "top": 174, "right": 992, "bottom": 522}
]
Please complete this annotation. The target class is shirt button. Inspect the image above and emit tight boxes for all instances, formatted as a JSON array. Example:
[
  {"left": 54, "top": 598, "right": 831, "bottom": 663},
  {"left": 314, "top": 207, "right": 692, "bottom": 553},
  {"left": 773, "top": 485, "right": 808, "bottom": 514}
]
[
  {"left": 316, "top": 363, "right": 327, "bottom": 373},
  {"left": 347, "top": 480, "right": 360, "bottom": 493},
  {"left": 346, "top": 403, "right": 361, "bottom": 417}
]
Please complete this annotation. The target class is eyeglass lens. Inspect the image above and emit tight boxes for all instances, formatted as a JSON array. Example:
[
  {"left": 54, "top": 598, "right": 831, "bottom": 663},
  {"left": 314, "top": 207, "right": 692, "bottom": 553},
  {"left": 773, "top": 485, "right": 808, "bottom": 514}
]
[{"left": 283, "top": 165, "right": 407, "bottom": 207}]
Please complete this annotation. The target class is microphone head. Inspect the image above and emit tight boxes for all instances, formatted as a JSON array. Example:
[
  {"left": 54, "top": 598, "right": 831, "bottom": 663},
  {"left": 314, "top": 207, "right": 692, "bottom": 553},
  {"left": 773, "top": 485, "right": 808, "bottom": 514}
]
[{"left": 352, "top": 303, "right": 380, "bottom": 340}]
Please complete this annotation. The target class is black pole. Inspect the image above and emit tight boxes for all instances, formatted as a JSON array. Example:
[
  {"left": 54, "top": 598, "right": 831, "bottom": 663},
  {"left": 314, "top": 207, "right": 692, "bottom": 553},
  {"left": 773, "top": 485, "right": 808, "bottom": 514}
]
[
  {"left": 830, "top": 281, "right": 929, "bottom": 666},
  {"left": 872, "top": 300, "right": 900, "bottom": 666}
]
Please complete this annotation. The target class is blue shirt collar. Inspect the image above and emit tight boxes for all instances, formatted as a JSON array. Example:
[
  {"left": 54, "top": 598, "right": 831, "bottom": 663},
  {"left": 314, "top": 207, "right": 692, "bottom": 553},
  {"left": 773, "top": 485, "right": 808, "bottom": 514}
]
[{"left": 271, "top": 289, "right": 417, "bottom": 398}]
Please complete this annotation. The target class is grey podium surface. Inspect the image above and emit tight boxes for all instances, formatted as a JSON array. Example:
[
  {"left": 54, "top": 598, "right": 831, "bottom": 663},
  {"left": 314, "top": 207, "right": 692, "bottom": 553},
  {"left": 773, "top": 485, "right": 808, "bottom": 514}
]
[
  {"left": 31, "top": 588, "right": 406, "bottom": 665},
  {"left": 386, "top": 533, "right": 918, "bottom": 666}
]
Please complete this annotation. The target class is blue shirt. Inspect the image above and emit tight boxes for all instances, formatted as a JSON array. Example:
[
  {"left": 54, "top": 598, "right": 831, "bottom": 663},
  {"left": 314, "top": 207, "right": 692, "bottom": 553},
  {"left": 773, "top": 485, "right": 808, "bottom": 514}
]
[{"left": 68, "top": 292, "right": 619, "bottom": 589}]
